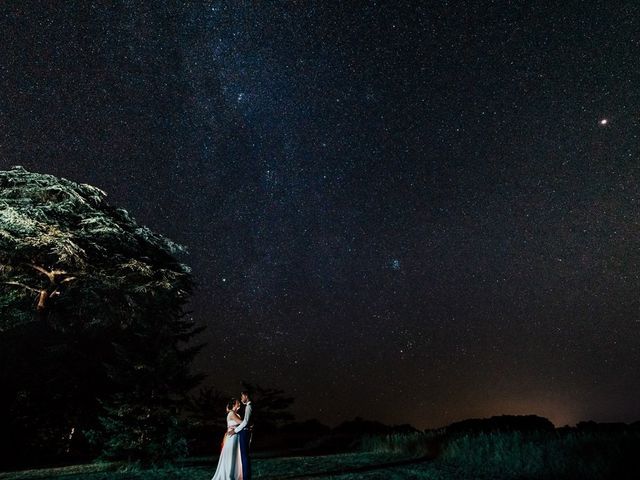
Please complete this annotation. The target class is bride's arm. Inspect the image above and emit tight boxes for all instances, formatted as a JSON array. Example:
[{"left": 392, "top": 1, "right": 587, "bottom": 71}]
[
  {"left": 231, "top": 412, "right": 243, "bottom": 423},
  {"left": 226, "top": 412, "right": 243, "bottom": 435}
]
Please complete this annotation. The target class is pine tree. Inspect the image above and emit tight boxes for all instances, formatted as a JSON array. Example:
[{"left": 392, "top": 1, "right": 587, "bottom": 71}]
[{"left": 93, "top": 303, "right": 205, "bottom": 465}]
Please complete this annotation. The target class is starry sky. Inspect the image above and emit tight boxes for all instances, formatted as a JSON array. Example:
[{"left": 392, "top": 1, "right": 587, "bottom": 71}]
[{"left": 2, "top": 1, "right": 639, "bottom": 429}]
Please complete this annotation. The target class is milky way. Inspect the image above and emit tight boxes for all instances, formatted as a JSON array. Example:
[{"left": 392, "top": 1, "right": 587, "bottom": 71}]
[{"left": 1, "top": 1, "right": 639, "bottom": 429}]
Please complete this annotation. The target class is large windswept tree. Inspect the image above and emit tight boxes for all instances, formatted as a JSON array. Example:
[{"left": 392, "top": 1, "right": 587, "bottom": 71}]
[
  {"left": 0, "top": 166, "right": 204, "bottom": 466},
  {"left": 0, "top": 165, "right": 192, "bottom": 330}
]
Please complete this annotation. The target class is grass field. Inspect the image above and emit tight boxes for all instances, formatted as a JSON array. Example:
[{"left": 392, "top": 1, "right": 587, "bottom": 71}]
[
  {"left": 0, "top": 453, "right": 492, "bottom": 480},
  {"left": 1, "top": 430, "right": 639, "bottom": 479}
]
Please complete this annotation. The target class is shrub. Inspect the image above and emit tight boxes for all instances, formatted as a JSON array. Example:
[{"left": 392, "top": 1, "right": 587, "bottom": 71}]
[
  {"left": 439, "top": 430, "right": 640, "bottom": 479},
  {"left": 360, "top": 431, "right": 440, "bottom": 458}
]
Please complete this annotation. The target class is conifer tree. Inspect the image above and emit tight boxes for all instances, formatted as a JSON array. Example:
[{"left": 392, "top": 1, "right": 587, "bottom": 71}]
[{"left": 0, "top": 166, "right": 204, "bottom": 465}]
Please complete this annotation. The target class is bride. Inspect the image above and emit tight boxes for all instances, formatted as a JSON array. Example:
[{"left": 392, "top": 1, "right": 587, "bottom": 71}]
[{"left": 211, "top": 398, "right": 244, "bottom": 480}]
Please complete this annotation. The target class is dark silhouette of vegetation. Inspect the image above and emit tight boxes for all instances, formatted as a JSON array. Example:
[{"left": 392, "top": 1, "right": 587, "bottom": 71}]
[
  {"left": 240, "top": 381, "right": 295, "bottom": 431},
  {"left": 0, "top": 166, "right": 204, "bottom": 467},
  {"left": 572, "top": 420, "right": 640, "bottom": 433},
  {"left": 361, "top": 417, "right": 640, "bottom": 479},
  {"left": 334, "top": 417, "right": 419, "bottom": 436},
  {"left": 439, "top": 414, "right": 555, "bottom": 436},
  {"left": 280, "top": 419, "right": 332, "bottom": 436},
  {"left": 183, "top": 382, "right": 297, "bottom": 455},
  {"left": 183, "top": 386, "right": 230, "bottom": 455},
  {"left": 86, "top": 304, "right": 205, "bottom": 465}
]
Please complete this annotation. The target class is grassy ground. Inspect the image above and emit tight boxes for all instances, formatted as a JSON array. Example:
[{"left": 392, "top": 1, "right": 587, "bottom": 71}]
[
  {"left": 2, "top": 430, "right": 639, "bottom": 479},
  {"left": 0, "top": 452, "right": 565, "bottom": 480},
  {"left": 0, "top": 453, "right": 463, "bottom": 480}
]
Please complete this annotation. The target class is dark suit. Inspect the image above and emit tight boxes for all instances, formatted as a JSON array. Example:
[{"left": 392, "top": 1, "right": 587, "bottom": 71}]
[{"left": 235, "top": 401, "right": 253, "bottom": 480}]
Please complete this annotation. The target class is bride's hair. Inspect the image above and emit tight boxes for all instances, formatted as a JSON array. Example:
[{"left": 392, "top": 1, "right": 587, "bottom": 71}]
[{"left": 226, "top": 398, "right": 238, "bottom": 412}]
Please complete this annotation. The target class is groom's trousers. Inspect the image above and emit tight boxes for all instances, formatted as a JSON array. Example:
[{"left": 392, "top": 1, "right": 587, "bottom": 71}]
[{"left": 238, "top": 429, "right": 251, "bottom": 480}]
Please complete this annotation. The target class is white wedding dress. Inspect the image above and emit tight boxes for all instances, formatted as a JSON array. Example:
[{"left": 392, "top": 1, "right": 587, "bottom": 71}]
[{"left": 211, "top": 411, "right": 243, "bottom": 480}]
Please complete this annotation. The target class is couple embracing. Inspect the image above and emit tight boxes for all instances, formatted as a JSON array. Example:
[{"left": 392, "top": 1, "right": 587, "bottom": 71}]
[{"left": 211, "top": 390, "right": 254, "bottom": 480}]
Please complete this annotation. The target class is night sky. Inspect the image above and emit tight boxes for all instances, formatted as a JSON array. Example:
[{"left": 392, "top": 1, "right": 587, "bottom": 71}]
[{"left": 2, "top": 1, "right": 639, "bottom": 430}]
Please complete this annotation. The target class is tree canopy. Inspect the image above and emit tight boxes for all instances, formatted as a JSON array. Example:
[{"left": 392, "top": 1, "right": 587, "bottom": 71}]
[
  {"left": 0, "top": 165, "right": 192, "bottom": 332},
  {"left": 0, "top": 166, "right": 203, "bottom": 466}
]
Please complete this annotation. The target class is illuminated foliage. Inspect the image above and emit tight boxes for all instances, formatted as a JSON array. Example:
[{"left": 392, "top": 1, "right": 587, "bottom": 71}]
[
  {"left": 0, "top": 165, "right": 192, "bottom": 332},
  {"left": 0, "top": 166, "right": 203, "bottom": 466}
]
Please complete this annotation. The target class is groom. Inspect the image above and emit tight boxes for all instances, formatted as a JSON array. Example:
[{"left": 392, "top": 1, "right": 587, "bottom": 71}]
[{"left": 231, "top": 390, "right": 253, "bottom": 479}]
